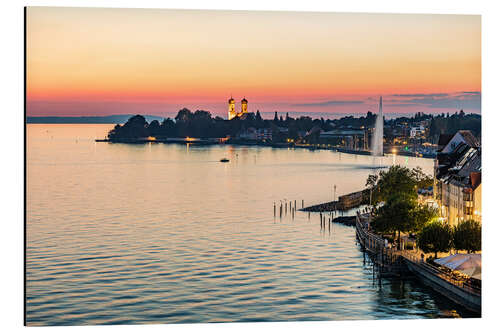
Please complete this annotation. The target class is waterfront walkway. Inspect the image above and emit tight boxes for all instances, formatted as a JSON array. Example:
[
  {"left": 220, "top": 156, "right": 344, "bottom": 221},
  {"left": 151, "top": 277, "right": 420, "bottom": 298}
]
[{"left": 355, "top": 212, "right": 481, "bottom": 313}]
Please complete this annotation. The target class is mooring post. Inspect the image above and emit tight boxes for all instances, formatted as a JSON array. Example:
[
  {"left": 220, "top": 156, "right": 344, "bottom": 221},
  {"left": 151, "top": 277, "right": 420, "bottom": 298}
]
[
  {"left": 274, "top": 202, "right": 276, "bottom": 217},
  {"left": 302, "top": 200, "right": 304, "bottom": 208}
]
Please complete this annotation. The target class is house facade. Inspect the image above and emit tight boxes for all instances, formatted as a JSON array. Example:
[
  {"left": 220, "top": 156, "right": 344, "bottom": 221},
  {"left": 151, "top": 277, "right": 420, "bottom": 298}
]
[{"left": 434, "top": 130, "right": 481, "bottom": 226}]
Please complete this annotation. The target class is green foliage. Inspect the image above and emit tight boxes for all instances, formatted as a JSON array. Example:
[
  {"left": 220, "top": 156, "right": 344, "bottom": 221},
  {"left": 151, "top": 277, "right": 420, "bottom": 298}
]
[
  {"left": 454, "top": 220, "right": 481, "bottom": 253},
  {"left": 107, "top": 115, "right": 148, "bottom": 139},
  {"left": 370, "top": 165, "right": 418, "bottom": 205},
  {"left": 365, "top": 174, "right": 378, "bottom": 189},
  {"left": 107, "top": 111, "right": 481, "bottom": 144},
  {"left": 367, "top": 165, "right": 436, "bottom": 206},
  {"left": 429, "top": 112, "right": 481, "bottom": 141},
  {"left": 373, "top": 194, "right": 416, "bottom": 235},
  {"left": 369, "top": 165, "right": 438, "bottom": 247},
  {"left": 372, "top": 195, "right": 437, "bottom": 236},
  {"left": 417, "top": 221, "right": 453, "bottom": 257},
  {"left": 413, "top": 204, "right": 439, "bottom": 231},
  {"left": 412, "top": 166, "right": 434, "bottom": 189}
]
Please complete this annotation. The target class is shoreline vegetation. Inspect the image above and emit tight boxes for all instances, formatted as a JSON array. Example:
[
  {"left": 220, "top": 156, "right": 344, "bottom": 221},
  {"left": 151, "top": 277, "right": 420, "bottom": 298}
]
[
  {"left": 95, "top": 109, "right": 480, "bottom": 159},
  {"left": 363, "top": 165, "right": 480, "bottom": 259}
]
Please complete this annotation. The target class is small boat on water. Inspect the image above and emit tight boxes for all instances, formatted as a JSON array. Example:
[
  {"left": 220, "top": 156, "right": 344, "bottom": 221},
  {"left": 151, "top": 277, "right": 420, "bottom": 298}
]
[{"left": 220, "top": 158, "right": 230, "bottom": 163}]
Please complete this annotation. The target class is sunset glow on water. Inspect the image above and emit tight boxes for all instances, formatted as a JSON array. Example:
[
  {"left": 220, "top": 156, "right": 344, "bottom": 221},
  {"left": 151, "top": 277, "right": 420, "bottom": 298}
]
[{"left": 25, "top": 124, "right": 474, "bottom": 325}]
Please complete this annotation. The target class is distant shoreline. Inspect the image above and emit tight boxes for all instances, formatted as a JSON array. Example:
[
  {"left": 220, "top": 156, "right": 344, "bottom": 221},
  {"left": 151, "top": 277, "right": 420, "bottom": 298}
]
[
  {"left": 95, "top": 138, "right": 434, "bottom": 159},
  {"left": 26, "top": 115, "right": 165, "bottom": 124}
]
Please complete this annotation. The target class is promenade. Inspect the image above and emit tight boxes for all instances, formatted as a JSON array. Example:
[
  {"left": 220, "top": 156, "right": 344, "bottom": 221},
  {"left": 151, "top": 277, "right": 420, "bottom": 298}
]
[{"left": 355, "top": 212, "right": 481, "bottom": 314}]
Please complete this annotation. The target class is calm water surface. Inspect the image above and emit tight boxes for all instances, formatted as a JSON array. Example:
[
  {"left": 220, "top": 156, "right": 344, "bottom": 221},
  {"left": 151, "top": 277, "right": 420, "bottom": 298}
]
[{"left": 26, "top": 124, "right": 472, "bottom": 325}]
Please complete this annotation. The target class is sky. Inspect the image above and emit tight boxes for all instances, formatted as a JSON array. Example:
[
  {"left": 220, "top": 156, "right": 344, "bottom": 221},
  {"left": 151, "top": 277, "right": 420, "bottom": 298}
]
[{"left": 26, "top": 7, "right": 481, "bottom": 118}]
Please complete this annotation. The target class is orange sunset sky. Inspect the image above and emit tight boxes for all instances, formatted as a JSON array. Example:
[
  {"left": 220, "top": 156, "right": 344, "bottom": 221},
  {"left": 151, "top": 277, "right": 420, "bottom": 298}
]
[{"left": 26, "top": 7, "right": 481, "bottom": 118}]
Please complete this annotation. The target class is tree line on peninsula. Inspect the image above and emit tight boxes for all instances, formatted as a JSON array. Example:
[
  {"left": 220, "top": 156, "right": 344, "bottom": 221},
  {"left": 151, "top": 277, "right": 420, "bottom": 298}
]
[{"left": 107, "top": 108, "right": 481, "bottom": 143}]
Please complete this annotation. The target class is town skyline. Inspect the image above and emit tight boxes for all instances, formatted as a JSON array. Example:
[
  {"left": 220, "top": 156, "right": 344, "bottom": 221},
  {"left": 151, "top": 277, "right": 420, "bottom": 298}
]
[{"left": 27, "top": 8, "right": 480, "bottom": 117}]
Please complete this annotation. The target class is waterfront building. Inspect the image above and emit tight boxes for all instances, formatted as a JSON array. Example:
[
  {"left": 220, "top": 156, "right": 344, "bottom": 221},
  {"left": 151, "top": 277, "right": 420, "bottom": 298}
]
[
  {"left": 237, "top": 127, "right": 272, "bottom": 141},
  {"left": 319, "top": 129, "right": 367, "bottom": 150},
  {"left": 434, "top": 130, "right": 481, "bottom": 225},
  {"left": 228, "top": 96, "right": 249, "bottom": 120},
  {"left": 439, "top": 130, "right": 479, "bottom": 153}
]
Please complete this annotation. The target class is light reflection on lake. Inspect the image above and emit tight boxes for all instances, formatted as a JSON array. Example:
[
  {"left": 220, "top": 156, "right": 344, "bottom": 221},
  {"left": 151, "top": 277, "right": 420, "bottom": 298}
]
[{"left": 26, "top": 124, "right": 473, "bottom": 326}]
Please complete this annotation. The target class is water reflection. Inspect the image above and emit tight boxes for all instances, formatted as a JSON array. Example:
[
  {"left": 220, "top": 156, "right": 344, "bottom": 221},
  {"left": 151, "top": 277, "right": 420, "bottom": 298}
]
[{"left": 26, "top": 124, "right": 468, "bottom": 326}]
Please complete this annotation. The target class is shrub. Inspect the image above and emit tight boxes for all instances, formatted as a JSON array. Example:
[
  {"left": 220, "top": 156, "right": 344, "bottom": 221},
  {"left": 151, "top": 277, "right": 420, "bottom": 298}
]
[
  {"left": 417, "top": 221, "right": 453, "bottom": 258},
  {"left": 454, "top": 220, "right": 481, "bottom": 253}
]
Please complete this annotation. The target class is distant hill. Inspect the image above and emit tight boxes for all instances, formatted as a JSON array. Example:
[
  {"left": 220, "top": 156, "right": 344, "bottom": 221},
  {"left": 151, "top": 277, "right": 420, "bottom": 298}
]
[{"left": 27, "top": 114, "right": 166, "bottom": 124}]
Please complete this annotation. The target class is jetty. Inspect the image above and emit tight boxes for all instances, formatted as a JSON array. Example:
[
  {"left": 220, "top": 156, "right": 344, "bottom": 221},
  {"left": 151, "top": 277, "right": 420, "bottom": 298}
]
[
  {"left": 301, "top": 189, "right": 369, "bottom": 212},
  {"left": 355, "top": 212, "right": 481, "bottom": 314}
]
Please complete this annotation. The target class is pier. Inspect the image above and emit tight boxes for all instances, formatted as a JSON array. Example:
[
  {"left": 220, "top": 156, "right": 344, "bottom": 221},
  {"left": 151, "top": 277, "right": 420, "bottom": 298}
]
[
  {"left": 301, "top": 189, "right": 369, "bottom": 212},
  {"left": 355, "top": 212, "right": 481, "bottom": 314}
]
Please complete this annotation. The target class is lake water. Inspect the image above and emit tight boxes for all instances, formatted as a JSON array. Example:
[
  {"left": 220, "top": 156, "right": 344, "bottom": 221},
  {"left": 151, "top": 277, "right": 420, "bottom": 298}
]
[{"left": 26, "top": 124, "right": 472, "bottom": 326}]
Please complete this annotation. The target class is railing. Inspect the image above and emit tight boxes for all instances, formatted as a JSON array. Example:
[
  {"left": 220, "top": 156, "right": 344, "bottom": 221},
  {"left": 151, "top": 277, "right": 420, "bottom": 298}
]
[
  {"left": 355, "top": 212, "right": 402, "bottom": 268},
  {"left": 355, "top": 211, "right": 481, "bottom": 296},
  {"left": 401, "top": 251, "right": 481, "bottom": 296}
]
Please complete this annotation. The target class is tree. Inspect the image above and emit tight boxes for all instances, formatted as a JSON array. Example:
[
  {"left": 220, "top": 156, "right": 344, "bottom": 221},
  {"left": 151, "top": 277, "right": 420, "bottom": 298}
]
[
  {"left": 413, "top": 204, "right": 439, "bottom": 232},
  {"left": 255, "top": 110, "right": 263, "bottom": 126},
  {"left": 365, "top": 174, "right": 378, "bottom": 206},
  {"left": 417, "top": 221, "right": 453, "bottom": 258},
  {"left": 175, "top": 108, "right": 193, "bottom": 122},
  {"left": 370, "top": 165, "right": 418, "bottom": 204},
  {"left": 107, "top": 124, "right": 122, "bottom": 139},
  {"left": 454, "top": 220, "right": 481, "bottom": 253},
  {"left": 412, "top": 166, "right": 434, "bottom": 189},
  {"left": 160, "top": 118, "right": 177, "bottom": 137},
  {"left": 365, "top": 174, "right": 378, "bottom": 189},
  {"left": 147, "top": 120, "right": 161, "bottom": 136},
  {"left": 372, "top": 194, "right": 416, "bottom": 245},
  {"left": 108, "top": 115, "right": 148, "bottom": 139},
  {"left": 372, "top": 194, "right": 435, "bottom": 247}
]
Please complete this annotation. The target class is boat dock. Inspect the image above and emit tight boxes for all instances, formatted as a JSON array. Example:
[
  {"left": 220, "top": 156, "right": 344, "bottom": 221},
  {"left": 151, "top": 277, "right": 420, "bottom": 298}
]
[
  {"left": 355, "top": 212, "right": 481, "bottom": 314},
  {"left": 301, "top": 189, "right": 369, "bottom": 212}
]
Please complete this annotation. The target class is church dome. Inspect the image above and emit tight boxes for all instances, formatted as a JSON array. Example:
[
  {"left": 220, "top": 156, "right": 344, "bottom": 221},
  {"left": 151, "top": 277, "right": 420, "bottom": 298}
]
[
  {"left": 241, "top": 97, "right": 248, "bottom": 103},
  {"left": 228, "top": 97, "right": 235, "bottom": 103}
]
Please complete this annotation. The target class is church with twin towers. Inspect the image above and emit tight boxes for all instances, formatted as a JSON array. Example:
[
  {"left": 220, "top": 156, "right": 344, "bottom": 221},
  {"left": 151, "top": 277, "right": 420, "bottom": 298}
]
[{"left": 227, "top": 96, "right": 248, "bottom": 120}]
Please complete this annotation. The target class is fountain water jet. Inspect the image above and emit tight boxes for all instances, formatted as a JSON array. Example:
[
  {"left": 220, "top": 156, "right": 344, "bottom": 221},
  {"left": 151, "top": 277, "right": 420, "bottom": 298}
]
[{"left": 371, "top": 96, "right": 384, "bottom": 156}]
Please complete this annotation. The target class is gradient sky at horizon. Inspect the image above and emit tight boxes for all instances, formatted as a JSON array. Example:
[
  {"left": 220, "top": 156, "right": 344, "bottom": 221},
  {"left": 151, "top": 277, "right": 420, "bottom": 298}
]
[{"left": 26, "top": 7, "right": 481, "bottom": 117}]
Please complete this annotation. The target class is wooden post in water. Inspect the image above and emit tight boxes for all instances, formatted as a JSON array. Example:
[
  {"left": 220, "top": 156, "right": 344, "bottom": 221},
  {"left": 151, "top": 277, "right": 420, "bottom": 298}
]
[
  {"left": 274, "top": 202, "right": 276, "bottom": 217},
  {"left": 294, "top": 200, "right": 296, "bottom": 210},
  {"left": 285, "top": 201, "right": 287, "bottom": 214},
  {"left": 302, "top": 200, "right": 304, "bottom": 209}
]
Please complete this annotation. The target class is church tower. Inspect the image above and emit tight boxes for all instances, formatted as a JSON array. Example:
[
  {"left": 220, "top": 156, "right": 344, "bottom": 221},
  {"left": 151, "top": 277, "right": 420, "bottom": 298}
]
[
  {"left": 241, "top": 97, "right": 248, "bottom": 114},
  {"left": 228, "top": 96, "right": 236, "bottom": 120}
]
